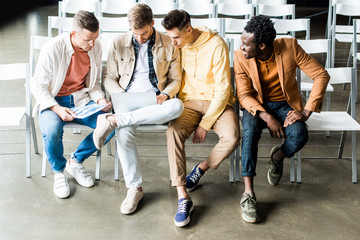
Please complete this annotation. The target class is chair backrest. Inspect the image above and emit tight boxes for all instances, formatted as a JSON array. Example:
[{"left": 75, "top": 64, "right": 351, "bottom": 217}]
[
  {"left": 215, "top": 0, "right": 249, "bottom": 3},
  {"left": 179, "top": 3, "right": 215, "bottom": 18},
  {"left": 180, "top": 0, "right": 213, "bottom": 3},
  {"left": 272, "top": 18, "right": 310, "bottom": 40},
  {"left": 326, "top": 67, "right": 353, "bottom": 85},
  {"left": 29, "top": 36, "right": 53, "bottom": 77},
  {"left": 139, "top": 0, "right": 178, "bottom": 16},
  {"left": 154, "top": 17, "right": 166, "bottom": 33},
  {"left": 252, "top": 0, "right": 287, "bottom": 5},
  {"left": 0, "top": 63, "right": 31, "bottom": 115},
  {"left": 191, "top": 18, "right": 225, "bottom": 38},
  {"left": 58, "top": 0, "right": 100, "bottom": 17},
  {"left": 99, "top": 0, "right": 136, "bottom": 16},
  {"left": 256, "top": 4, "right": 295, "bottom": 19},
  {"left": 225, "top": 18, "right": 249, "bottom": 35},
  {"left": 216, "top": 3, "right": 254, "bottom": 18},
  {"left": 48, "top": 16, "right": 73, "bottom": 37},
  {"left": 98, "top": 17, "right": 130, "bottom": 37}
]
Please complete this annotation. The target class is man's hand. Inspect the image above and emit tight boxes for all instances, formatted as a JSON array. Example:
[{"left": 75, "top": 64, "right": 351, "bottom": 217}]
[
  {"left": 258, "top": 111, "right": 285, "bottom": 139},
  {"left": 156, "top": 94, "right": 169, "bottom": 105},
  {"left": 50, "top": 105, "right": 76, "bottom": 121},
  {"left": 283, "top": 109, "right": 312, "bottom": 127},
  {"left": 97, "top": 98, "right": 112, "bottom": 112},
  {"left": 192, "top": 125, "right": 208, "bottom": 144}
]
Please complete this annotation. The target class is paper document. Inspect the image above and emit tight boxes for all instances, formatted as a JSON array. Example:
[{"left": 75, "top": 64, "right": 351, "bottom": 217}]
[{"left": 71, "top": 103, "right": 110, "bottom": 119}]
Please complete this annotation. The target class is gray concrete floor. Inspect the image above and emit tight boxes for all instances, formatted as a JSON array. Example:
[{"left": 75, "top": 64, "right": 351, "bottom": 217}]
[{"left": 1, "top": 5, "right": 360, "bottom": 240}]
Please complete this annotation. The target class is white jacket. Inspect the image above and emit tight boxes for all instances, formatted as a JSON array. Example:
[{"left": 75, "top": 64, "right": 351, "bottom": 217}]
[{"left": 31, "top": 33, "right": 104, "bottom": 117}]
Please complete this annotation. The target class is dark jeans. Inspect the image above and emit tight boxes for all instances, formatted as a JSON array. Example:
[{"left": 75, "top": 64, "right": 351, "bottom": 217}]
[{"left": 241, "top": 101, "right": 308, "bottom": 177}]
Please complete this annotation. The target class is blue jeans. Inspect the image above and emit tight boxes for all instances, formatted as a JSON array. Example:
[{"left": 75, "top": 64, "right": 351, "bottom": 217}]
[
  {"left": 39, "top": 95, "right": 115, "bottom": 173},
  {"left": 241, "top": 101, "right": 308, "bottom": 177}
]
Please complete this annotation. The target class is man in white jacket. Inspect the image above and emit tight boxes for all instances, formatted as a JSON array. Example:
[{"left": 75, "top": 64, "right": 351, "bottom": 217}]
[{"left": 31, "top": 11, "right": 114, "bottom": 199}]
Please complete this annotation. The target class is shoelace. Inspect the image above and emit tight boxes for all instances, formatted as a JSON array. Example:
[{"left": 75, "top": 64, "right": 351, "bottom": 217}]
[
  {"left": 189, "top": 169, "right": 202, "bottom": 183},
  {"left": 178, "top": 200, "right": 189, "bottom": 213},
  {"left": 242, "top": 195, "right": 256, "bottom": 210},
  {"left": 124, "top": 189, "right": 141, "bottom": 204},
  {"left": 270, "top": 160, "right": 282, "bottom": 174}
]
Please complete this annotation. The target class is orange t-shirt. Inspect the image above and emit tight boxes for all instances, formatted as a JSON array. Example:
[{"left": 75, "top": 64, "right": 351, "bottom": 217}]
[
  {"left": 256, "top": 52, "right": 285, "bottom": 102},
  {"left": 57, "top": 43, "right": 90, "bottom": 97}
]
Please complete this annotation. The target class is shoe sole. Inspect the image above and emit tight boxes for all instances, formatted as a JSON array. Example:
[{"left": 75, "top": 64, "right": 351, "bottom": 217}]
[
  {"left": 120, "top": 194, "right": 144, "bottom": 215},
  {"left": 241, "top": 212, "right": 259, "bottom": 223},
  {"left": 174, "top": 204, "right": 194, "bottom": 227}
]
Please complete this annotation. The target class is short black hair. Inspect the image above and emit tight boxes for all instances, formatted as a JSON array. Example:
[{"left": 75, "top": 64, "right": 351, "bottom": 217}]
[
  {"left": 244, "top": 15, "right": 276, "bottom": 46},
  {"left": 162, "top": 9, "right": 190, "bottom": 31}
]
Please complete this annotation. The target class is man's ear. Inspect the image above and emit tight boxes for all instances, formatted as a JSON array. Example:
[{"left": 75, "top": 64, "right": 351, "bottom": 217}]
[{"left": 258, "top": 43, "right": 266, "bottom": 51}]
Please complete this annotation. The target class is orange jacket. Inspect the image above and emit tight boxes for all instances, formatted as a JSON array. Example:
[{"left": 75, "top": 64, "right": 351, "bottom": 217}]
[{"left": 234, "top": 38, "right": 330, "bottom": 116}]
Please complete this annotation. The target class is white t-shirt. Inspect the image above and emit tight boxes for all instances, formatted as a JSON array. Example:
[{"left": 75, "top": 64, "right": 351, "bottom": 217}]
[{"left": 127, "top": 40, "right": 158, "bottom": 93}]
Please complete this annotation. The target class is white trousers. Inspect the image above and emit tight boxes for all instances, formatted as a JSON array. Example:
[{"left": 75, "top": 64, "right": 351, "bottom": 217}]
[{"left": 115, "top": 98, "right": 183, "bottom": 188}]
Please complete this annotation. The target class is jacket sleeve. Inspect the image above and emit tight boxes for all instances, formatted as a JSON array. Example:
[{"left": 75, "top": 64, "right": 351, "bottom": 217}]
[
  {"left": 234, "top": 50, "right": 265, "bottom": 116},
  {"left": 30, "top": 43, "right": 58, "bottom": 112},
  {"left": 294, "top": 40, "right": 330, "bottom": 112},
  {"left": 199, "top": 43, "right": 231, "bottom": 130},
  {"left": 103, "top": 38, "right": 125, "bottom": 95},
  {"left": 88, "top": 43, "right": 105, "bottom": 103},
  {"left": 160, "top": 45, "right": 182, "bottom": 98}
]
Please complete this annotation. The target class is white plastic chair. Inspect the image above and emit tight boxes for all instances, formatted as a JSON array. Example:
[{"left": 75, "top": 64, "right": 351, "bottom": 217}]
[
  {"left": 47, "top": 16, "right": 73, "bottom": 37},
  {"left": 256, "top": 4, "right": 295, "bottom": 19},
  {"left": 272, "top": 18, "right": 310, "bottom": 40},
  {"left": 99, "top": 0, "right": 137, "bottom": 16},
  {"left": 139, "top": 0, "right": 178, "bottom": 16},
  {"left": 179, "top": 2, "right": 216, "bottom": 18},
  {"left": 58, "top": 0, "right": 100, "bottom": 17},
  {"left": 296, "top": 67, "right": 360, "bottom": 183},
  {"left": 215, "top": 0, "right": 249, "bottom": 3},
  {"left": 191, "top": 18, "right": 225, "bottom": 38},
  {"left": 216, "top": 3, "right": 254, "bottom": 19},
  {"left": 30, "top": 35, "right": 104, "bottom": 180},
  {"left": 0, "top": 63, "right": 39, "bottom": 178},
  {"left": 252, "top": 0, "right": 287, "bottom": 5},
  {"left": 98, "top": 17, "right": 130, "bottom": 39}
]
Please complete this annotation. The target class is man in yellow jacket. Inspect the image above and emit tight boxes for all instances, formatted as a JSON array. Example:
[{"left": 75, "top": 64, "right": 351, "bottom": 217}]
[
  {"left": 234, "top": 16, "right": 330, "bottom": 223},
  {"left": 162, "top": 10, "right": 240, "bottom": 227}
]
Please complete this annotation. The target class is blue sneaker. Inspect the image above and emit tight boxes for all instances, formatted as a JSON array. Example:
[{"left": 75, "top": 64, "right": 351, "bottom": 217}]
[
  {"left": 174, "top": 198, "right": 194, "bottom": 227},
  {"left": 186, "top": 164, "right": 205, "bottom": 191}
]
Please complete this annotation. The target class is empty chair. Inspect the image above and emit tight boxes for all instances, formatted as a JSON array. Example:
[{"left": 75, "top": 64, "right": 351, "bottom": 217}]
[
  {"left": 272, "top": 18, "right": 310, "bottom": 39},
  {"left": 215, "top": 0, "right": 249, "bottom": 3},
  {"left": 0, "top": 63, "right": 39, "bottom": 178},
  {"left": 216, "top": 3, "right": 254, "bottom": 19},
  {"left": 58, "top": 0, "right": 100, "bottom": 17},
  {"left": 98, "top": 17, "right": 130, "bottom": 39},
  {"left": 48, "top": 16, "right": 73, "bottom": 37},
  {"left": 139, "top": 0, "right": 177, "bottom": 16},
  {"left": 191, "top": 18, "right": 225, "bottom": 38},
  {"left": 252, "top": 0, "right": 287, "bottom": 5},
  {"left": 179, "top": 2, "right": 216, "bottom": 18},
  {"left": 256, "top": 4, "right": 295, "bottom": 19},
  {"left": 99, "top": 0, "right": 137, "bottom": 16}
]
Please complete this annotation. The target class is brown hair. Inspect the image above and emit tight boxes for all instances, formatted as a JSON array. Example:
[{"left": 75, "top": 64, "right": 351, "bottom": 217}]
[
  {"left": 127, "top": 4, "right": 153, "bottom": 29},
  {"left": 73, "top": 10, "right": 99, "bottom": 33},
  {"left": 162, "top": 9, "right": 190, "bottom": 31}
]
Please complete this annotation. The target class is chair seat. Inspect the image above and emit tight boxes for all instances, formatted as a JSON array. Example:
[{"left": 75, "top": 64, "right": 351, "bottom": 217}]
[
  {"left": 307, "top": 111, "right": 360, "bottom": 131},
  {"left": 300, "top": 82, "right": 334, "bottom": 92},
  {"left": 0, "top": 107, "right": 26, "bottom": 126},
  {"left": 136, "top": 124, "right": 168, "bottom": 131}
]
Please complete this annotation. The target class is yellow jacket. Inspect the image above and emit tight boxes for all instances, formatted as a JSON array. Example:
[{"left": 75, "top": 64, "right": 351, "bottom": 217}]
[{"left": 180, "top": 27, "right": 235, "bottom": 130}]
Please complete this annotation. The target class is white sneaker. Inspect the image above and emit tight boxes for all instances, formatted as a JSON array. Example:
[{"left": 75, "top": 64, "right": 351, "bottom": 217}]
[
  {"left": 65, "top": 160, "right": 94, "bottom": 188},
  {"left": 53, "top": 172, "right": 70, "bottom": 199},
  {"left": 120, "top": 187, "right": 144, "bottom": 215}
]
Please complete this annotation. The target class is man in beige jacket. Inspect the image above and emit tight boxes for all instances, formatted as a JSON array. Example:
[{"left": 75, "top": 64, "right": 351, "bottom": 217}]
[{"left": 93, "top": 4, "right": 183, "bottom": 215}]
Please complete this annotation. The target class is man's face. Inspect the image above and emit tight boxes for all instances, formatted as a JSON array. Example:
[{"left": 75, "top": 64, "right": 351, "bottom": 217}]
[
  {"left": 240, "top": 30, "right": 260, "bottom": 59},
  {"left": 132, "top": 22, "right": 154, "bottom": 44},
  {"left": 166, "top": 26, "right": 191, "bottom": 48},
  {"left": 71, "top": 29, "right": 99, "bottom": 52}
]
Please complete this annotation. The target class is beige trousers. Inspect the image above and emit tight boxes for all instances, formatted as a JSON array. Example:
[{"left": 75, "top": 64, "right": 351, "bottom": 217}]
[{"left": 166, "top": 100, "right": 240, "bottom": 186}]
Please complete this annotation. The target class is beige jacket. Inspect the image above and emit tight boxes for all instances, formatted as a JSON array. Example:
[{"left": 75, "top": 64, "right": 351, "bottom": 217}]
[{"left": 104, "top": 29, "right": 181, "bottom": 98}]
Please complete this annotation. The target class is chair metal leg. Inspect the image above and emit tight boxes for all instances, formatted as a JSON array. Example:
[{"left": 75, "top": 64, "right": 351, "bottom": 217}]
[
  {"left": 114, "top": 142, "right": 119, "bottom": 181},
  {"left": 41, "top": 151, "right": 47, "bottom": 177},
  {"left": 235, "top": 145, "right": 240, "bottom": 182},
  {"left": 26, "top": 115, "right": 31, "bottom": 178},
  {"left": 30, "top": 117, "right": 39, "bottom": 154},
  {"left": 296, "top": 151, "right": 302, "bottom": 183},
  {"left": 352, "top": 131, "right": 357, "bottom": 183},
  {"left": 95, "top": 150, "right": 101, "bottom": 181},
  {"left": 229, "top": 152, "right": 234, "bottom": 183},
  {"left": 290, "top": 156, "right": 295, "bottom": 183}
]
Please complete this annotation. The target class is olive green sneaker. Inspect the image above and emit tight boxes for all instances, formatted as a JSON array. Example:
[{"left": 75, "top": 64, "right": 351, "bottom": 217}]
[
  {"left": 267, "top": 146, "right": 284, "bottom": 186},
  {"left": 240, "top": 193, "right": 259, "bottom": 223}
]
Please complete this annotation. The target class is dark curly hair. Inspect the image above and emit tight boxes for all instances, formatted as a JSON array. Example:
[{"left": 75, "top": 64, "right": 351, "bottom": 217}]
[
  {"left": 162, "top": 9, "right": 190, "bottom": 31},
  {"left": 244, "top": 15, "right": 276, "bottom": 47}
]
